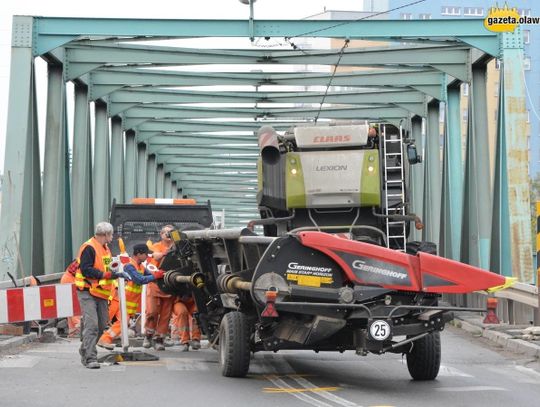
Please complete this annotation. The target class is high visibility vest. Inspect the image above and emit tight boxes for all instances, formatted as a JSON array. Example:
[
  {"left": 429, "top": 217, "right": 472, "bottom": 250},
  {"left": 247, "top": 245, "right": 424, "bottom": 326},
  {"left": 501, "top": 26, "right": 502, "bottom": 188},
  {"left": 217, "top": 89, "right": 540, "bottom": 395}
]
[
  {"left": 74, "top": 237, "right": 113, "bottom": 300},
  {"left": 123, "top": 258, "right": 145, "bottom": 315}
]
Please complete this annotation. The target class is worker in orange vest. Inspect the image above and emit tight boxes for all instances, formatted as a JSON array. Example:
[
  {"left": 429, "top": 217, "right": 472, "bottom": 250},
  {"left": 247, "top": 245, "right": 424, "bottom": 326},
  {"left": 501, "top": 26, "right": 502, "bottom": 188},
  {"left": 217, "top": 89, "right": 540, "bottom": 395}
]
[
  {"left": 171, "top": 295, "right": 201, "bottom": 351},
  {"left": 75, "top": 222, "right": 128, "bottom": 369},
  {"left": 60, "top": 261, "right": 81, "bottom": 338},
  {"left": 143, "top": 225, "right": 176, "bottom": 351},
  {"left": 97, "top": 244, "right": 164, "bottom": 350}
]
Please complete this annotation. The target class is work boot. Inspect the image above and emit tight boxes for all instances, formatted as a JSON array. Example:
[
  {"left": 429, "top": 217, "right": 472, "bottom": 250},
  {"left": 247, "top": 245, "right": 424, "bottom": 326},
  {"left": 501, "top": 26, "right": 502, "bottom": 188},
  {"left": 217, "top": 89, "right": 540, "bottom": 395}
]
[
  {"left": 154, "top": 338, "right": 165, "bottom": 351},
  {"left": 181, "top": 343, "right": 189, "bottom": 352},
  {"left": 142, "top": 335, "right": 152, "bottom": 349},
  {"left": 86, "top": 360, "right": 100, "bottom": 369},
  {"left": 190, "top": 339, "right": 201, "bottom": 350},
  {"left": 97, "top": 338, "right": 115, "bottom": 350},
  {"left": 163, "top": 338, "right": 174, "bottom": 347}
]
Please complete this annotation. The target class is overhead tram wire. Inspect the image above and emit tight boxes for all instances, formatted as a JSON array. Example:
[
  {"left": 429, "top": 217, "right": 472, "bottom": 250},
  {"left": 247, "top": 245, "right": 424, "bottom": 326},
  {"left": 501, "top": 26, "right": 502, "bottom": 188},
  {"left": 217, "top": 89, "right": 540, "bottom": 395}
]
[
  {"left": 284, "top": 0, "right": 427, "bottom": 41},
  {"left": 314, "top": 39, "right": 350, "bottom": 124}
]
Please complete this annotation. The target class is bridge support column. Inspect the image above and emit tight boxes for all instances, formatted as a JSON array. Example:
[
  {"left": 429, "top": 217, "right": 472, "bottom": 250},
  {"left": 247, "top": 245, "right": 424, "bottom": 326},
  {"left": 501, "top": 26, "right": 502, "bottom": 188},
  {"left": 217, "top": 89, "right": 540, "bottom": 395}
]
[
  {"left": 409, "top": 115, "right": 424, "bottom": 242},
  {"left": 423, "top": 101, "right": 441, "bottom": 249},
  {"left": 491, "top": 29, "right": 532, "bottom": 281},
  {"left": 147, "top": 154, "right": 157, "bottom": 198},
  {"left": 93, "top": 101, "right": 111, "bottom": 222},
  {"left": 164, "top": 173, "right": 172, "bottom": 198},
  {"left": 137, "top": 143, "right": 148, "bottom": 198},
  {"left": 124, "top": 130, "right": 136, "bottom": 203},
  {"left": 71, "top": 84, "right": 93, "bottom": 251},
  {"left": 42, "top": 63, "right": 71, "bottom": 274},
  {"left": 156, "top": 164, "right": 165, "bottom": 198},
  {"left": 110, "top": 116, "right": 124, "bottom": 204},
  {"left": 0, "top": 16, "right": 44, "bottom": 279},
  {"left": 461, "top": 63, "right": 491, "bottom": 269},
  {"left": 440, "top": 84, "right": 463, "bottom": 260}
]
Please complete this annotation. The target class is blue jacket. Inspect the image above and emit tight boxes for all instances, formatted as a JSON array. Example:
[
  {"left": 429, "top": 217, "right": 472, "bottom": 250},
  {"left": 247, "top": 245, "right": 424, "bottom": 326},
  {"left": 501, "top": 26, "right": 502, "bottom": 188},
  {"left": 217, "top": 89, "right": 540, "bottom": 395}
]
[{"left": 123, "top": 263, "right": 156, "bottom": 285}]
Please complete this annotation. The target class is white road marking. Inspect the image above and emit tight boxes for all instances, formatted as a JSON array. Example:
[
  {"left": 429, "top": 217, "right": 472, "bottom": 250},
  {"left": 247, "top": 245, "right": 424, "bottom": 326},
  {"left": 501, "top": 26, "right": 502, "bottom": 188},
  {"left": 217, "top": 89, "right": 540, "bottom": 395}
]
[
  {"left": 273, "top": 356, "right": 363, "bottom": 407},
  {"left": 514, "top": 365, "right": 540, "bottom": 384}
]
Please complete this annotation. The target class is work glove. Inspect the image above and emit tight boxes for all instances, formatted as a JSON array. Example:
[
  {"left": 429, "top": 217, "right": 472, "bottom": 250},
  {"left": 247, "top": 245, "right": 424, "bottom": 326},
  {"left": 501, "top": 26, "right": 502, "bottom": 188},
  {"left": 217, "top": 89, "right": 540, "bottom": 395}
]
[
  {"left": 113, "top": 270, "right": 133, "bottom": 281},
  {"left": 153, "top": 270, "right": 165, "bottom": 279}
]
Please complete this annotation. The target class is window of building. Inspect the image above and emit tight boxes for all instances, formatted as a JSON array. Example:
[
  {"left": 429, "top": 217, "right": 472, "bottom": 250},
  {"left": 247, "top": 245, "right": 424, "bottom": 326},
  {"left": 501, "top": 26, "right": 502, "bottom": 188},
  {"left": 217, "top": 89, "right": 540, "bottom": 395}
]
[
  {"left": 419, "top": 13, "right": 431, "bottom": 19},
  {"left": 461, "top": 83, "right": 469, "bottom": 96},
  {"left": 495, "top": 59, "right": 501, "bottom": 70},
  {"left": 518, "top": 9, "right": 531, "bottom": 18},
  {"left": 523, "top": 30, "right": 530, "bottom": 44},
  {"left": 524, "top": 57, "right": 531, "bottom": 70},
  {"left": 462, "top": 109, "right": 468, "bottom": 121},
  {"left": 441, "top": 6, "right": 461, "bottom": 16},
  {"left": 463, "top": 7, "right": 483, "bottom": 16},
  {"left": 400, "top": 13, "right": 413, "bottom": 20},
  {"left": 527, "top": 110, "right": 530, "bottom": 123},
  {"left": 494, "top": 82, "right": 499, "bottom": 97}
]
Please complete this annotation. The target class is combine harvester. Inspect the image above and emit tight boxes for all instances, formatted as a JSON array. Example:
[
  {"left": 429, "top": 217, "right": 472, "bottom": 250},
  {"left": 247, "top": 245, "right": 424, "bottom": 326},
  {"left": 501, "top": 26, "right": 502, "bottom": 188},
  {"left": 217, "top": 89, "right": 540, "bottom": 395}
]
[{"left": 116, "top": 123, "right": 513, "bottom": 381}]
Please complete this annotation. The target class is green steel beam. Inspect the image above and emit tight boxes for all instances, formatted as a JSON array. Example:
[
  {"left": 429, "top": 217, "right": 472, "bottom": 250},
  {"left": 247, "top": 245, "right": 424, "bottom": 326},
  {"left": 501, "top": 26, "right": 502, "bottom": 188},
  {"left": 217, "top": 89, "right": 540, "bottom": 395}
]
[
  {"left": 108, "top": 88, "right": 426, "bottom": 116},
  {"left": 33, "top": 17, "right": 497, "bottom": 56},
  {"left": 408, "top": 116, "right": 423, "bottom": 242},
  {"left": 151, "top": 145, "right": 257, "bottom": 155},
  {"left": 110, "top": 116, "right": 124, "bottom": 204},
  {"left": 90, "top": 68, "right": 446, "bottom": 100},
  {"left": 170, "top": 166, "right": 257, "bottom": 175},
  {"left": 146, "top": 135, "right": 256, "bottom": 147},
  {"left": 137, "top": 143, "right": 148, "bottom": 198},
  {"left": 461, "top": 64, "right": 492, "bottom": 269},
  {"left": 157, "top": 155, "right": 258, "bottom": 166},
  {"left": 164, "top": 172, "right": 172, "bottom": 198},
  {"left": 71, "top": 83, "right": 94, "bottom": 252},
  {"left": 173, "top": 174, "right": 256, "bottom": 182},
  {"left": 440, "top": 85, "right": 463, "bottom": 261},
  {"left": 156, "top": 164, "right": 164, "bottom": 198},
  {"left": 146, "top": 154, "right": 156, "bottom": 198},
  {"left": 93, "top": 101, "right": 111, "bottom": 223},
  {"left": 0, "top": 20, "right": 44, "bottom": 279},
  {"left": 124, "top": 105, "right": 414, "bottom": 129},
  {"left": 65, "top": 44, "right": 469, "bottom": 82},
  {"left": 42, "top": 63, "right": 70, "bottom": 275},
  {"left": 422, "top": 102, "right": 441, "bottom": 249},
  {"left": 124, "top": 130, "right": 137, "bottom": 203},
  {"left": 491, "top": 30, "right": 533, "bottom": 281},
  {"left": 136, "top": 121, "right": 293, "bottom": 140}
]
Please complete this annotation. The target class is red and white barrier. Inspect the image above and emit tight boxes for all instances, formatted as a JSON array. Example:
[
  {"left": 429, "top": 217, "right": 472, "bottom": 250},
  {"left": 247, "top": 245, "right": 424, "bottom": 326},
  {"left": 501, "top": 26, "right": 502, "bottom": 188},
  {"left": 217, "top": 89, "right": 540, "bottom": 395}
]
[{"left": 0, "top": 283, "right": 81, "bottom": 323}]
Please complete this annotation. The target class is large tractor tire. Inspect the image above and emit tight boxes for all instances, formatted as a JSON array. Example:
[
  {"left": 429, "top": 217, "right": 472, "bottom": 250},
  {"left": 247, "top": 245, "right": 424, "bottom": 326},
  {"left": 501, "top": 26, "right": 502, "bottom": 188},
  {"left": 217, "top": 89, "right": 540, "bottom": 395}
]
[
  {"left": 219, "top": 311, "right": 251, "bottom": 377},
  {"left": 406, "top": 331, "right": 441, "bottom": 381}
]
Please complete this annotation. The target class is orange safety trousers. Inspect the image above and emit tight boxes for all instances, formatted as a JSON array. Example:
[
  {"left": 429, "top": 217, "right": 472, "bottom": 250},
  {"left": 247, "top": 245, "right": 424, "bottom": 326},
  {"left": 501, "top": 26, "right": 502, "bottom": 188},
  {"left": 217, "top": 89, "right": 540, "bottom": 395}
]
[
  {"left": 60, "top": 271, "right": 81, "bottom": 337},
  {"left": 171, "top": 297, "right": 201, "bottom": 343},
  {"left": 145, "top": 283, "right": 175, "bottom": 337},
  {"left": 99, "top": 299, "right": 125, "bottom": 342}
]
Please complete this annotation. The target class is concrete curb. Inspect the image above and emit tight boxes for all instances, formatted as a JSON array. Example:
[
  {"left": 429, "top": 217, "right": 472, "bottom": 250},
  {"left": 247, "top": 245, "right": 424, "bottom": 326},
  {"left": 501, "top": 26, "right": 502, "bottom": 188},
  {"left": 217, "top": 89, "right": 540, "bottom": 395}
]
[
  {"left": 0, "top": 333, "right": 38, "bottom": 352},
  {"left": 452, "top": 316, "right": 540, "bottom": 358}
]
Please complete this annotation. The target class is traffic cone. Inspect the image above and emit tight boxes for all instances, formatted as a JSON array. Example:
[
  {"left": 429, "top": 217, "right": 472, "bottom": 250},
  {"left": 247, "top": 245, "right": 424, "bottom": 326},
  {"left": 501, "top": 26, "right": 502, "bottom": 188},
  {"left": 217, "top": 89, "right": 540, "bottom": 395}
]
[{"left": 483, "top": 297, "right": 500, "bottom": 324}]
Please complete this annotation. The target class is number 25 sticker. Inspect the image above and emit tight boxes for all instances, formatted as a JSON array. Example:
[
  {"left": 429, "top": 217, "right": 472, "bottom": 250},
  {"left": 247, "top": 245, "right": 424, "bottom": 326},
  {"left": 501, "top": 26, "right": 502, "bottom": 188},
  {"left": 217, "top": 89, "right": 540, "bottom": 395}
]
[{"left": 369, "top": 320, "right": 391, "bottom": 341}]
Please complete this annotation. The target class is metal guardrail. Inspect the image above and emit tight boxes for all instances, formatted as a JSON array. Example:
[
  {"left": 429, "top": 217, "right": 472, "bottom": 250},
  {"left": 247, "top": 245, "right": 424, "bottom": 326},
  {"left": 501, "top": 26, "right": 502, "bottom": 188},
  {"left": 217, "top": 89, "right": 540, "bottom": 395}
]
[
  {"left": 0, "top": 272, "right": 64, "bottom": 289},
  {"left": 447, "top": 282, "right": 539, "bottom": 325}
]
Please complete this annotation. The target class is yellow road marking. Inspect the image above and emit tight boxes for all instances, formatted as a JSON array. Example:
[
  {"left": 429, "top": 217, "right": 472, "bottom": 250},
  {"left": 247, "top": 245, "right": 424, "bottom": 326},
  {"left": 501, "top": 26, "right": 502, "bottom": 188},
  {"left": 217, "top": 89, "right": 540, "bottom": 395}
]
[{"left": 263, "top": 386, "right": 340, "bottom": 394}]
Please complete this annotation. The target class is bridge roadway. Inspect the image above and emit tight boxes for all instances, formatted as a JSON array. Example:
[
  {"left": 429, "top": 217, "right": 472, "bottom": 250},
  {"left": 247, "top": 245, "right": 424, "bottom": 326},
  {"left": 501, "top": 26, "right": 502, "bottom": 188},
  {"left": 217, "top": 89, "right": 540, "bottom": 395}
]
[{"left": 1, "top": 326, "right": 539, "bottom": 407}]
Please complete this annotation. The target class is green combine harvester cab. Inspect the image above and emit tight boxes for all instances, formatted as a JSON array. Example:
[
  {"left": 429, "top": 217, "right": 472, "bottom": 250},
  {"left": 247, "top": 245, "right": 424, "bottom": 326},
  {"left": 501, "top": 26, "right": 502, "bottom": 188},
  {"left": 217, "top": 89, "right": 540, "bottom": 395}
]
[{"left": 256, "top": 122, "right": 417, "bottom": 249}]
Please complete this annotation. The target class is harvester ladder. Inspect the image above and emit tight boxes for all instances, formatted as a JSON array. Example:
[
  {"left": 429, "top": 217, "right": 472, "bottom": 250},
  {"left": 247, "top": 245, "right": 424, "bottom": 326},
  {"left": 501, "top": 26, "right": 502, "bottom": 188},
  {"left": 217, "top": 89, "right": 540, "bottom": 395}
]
[{"left": 382, "top": 124, "right": 407, "bottom": 251}]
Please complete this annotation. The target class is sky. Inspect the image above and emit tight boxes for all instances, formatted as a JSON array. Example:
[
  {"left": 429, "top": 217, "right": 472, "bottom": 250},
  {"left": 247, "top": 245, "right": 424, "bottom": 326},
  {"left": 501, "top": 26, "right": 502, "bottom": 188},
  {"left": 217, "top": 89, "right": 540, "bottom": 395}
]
[{"left": 0, "top": 0, "right": 373, "bottom": 171}]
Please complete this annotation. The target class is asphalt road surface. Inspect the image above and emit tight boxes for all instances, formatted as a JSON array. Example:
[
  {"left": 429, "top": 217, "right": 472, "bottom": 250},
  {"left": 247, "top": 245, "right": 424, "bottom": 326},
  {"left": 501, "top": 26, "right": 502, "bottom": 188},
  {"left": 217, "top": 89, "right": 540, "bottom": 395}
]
[{"left": 1, "top": 326, "right": 539, "bottom": 407}]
